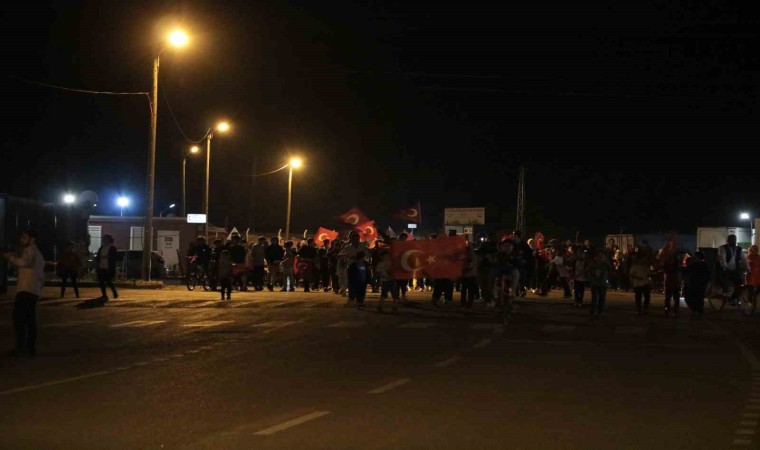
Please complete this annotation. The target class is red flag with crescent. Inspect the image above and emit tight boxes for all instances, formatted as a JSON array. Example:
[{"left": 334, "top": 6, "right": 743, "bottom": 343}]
[
  {"left": 336, "top": 208, "right": 370, "bottom": 226},
  {"left": 534, "top": 232, "right": 545, "bottom": 250},
  {"left": 355, "top": 221, "right": 378, "bottom": 242},
  {"left": 393, "top": 202, "right": 422, "bottom": 224},
  {"left": 314, "top": 227, "right": 339, "bottom": 247},
  {"left": 390, "top": 236, "right": 467, "bottom": 279}
]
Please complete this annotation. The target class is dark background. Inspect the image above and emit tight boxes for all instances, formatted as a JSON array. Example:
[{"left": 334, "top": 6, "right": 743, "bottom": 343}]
[{"left": 1, "top": 0, "right": 758, "bottom": 239}]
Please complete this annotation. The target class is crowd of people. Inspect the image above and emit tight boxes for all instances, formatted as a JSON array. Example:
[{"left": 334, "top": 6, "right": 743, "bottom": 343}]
[{"left": 186, "top": 229, "right": 760, "bottom": 319}]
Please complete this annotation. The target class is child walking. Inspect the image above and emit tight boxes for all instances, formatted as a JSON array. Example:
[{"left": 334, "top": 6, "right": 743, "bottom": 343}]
[
  {"left": 375, "top": 252, "right": 399, "bottom": 312},
  {"left": 589, "top": 250, "right": 612, "bottom": 320},
  {"left": 218, "top": 250, "right": 233, "bottom": 301}
]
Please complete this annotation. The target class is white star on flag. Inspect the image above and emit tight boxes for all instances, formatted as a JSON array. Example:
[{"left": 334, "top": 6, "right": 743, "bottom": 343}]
[{"left": 426, "top": 255, "right": 437, "bottom": 264}]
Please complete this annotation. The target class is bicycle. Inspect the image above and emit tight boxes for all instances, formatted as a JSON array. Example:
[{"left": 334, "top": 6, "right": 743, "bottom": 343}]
[
  {"left": 186, "top": 257, "right": 211, "bottom": 292},
  {"left": 706, "top": 279, "right": 756, "bottom": 315}
]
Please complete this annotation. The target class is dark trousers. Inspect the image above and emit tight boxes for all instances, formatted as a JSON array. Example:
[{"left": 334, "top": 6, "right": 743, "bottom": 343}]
[
  {"left": 331, "top": 272, "right": 339, "bottom": 293},
  {"left": 97, "top": 269, "right": 118, "bottom": 299},
  {"left": 634, "top": 286, "right": 651, "bottom": 311},
  {"left": 591, "top": 286, "right": 607, "bottom": 315},
  {"left": 349, "top": 280, "right": 367, "bottom": 303},
  {"left": 665, "top": 287, "right": 680, "bottom": 311},
  {"left": 398, "top": 279, "right": 409, "bottom": 297},
  {"left": 433, "top": 279, "right": 454, "bottom": 302},
  {"left": 13, "top": 292, "right": 38, "bottom": 352},
  {"left": 381, "top": 280, "right": 398, "bottom": 299},
  {"left": 252, "top": 265, "right": 266, "bottom": 290},
  {"left": 321, "top": 270, "right": 331, "bottom": 290},
  {"left": 60, "top": 271, "right": 79, "bottom": 298},
  {"left": 220, "top": 278, "right": 232, "bottom": 299},
  {"left": 685, "top": 285, "right": 706, "bottom": 313},
  {"left": 461, "top": 276, "right": 478, "bottom": 307},
  {"left": 574, "top": 280, "right": 586, "bottom": 304}
]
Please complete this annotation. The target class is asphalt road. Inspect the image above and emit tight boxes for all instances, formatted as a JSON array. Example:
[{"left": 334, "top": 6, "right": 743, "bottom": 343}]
[{"left": 0, "top": 286, "right": 758, "bottom": 450}]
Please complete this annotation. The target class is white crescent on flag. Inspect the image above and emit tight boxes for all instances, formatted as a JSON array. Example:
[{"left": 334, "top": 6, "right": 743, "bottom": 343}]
[
  {"left": 318, "top": 233, "right": 328, "bottom": 242},
  {"left": 406, "top": 209, "right": 418, "bottom": 218},
  {"left": 346, "top": 214, "right": 360, "bottom": 225},
  {"left": 400, "top": 249, "right": 424, "bottom": 273}
]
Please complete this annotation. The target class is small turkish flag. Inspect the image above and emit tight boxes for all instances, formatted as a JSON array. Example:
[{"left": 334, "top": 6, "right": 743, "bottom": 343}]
[
  {"left": 393, "top": 202, "right": 422, "bottom": 224},
  {"left": 390, "top": 236, "right": 467, "bottom": 279},
  {"left": 336, "top": 207, "right": 371, "bottom": 226},
  {"left": 314, "top": 228, "right": 339, "bottom": 247},
  {"left": 534, "top": 232, "right": 545, "bottom": 250},
  {"left": 355, "top": 221, "right": 378, "bottom": 242}
]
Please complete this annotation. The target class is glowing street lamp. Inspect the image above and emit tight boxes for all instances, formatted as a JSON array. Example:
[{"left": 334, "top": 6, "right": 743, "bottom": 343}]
[
  {"left": 63, "top": 193, "right": 76, "bottom": 204},
  {"left": 182, "top": 146, "right": 201, "bottom": 216},
  {"left": 202, "top": 121, "right": 231, "bottom": 237},
  {"left": 142, "top": 27, "right": 190, "bottom": 280},
  {"left": 117, "top": 196, "right": 130, "bottom": 216},
  {"left": 160, "top": 203, "right": 176, "bottom": 217},
  {"left": 285, "top": 157, "right": 304, "bottom": 240},
  {"left": 741, "top": 212, "right": 754, "bottom": 244}
]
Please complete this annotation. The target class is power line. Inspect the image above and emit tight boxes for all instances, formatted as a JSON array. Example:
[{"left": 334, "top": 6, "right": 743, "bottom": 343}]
[
  {"left": 8, "top": 75, "right": 149, "bottom": 96},
  {"left": 244, "top": 164, "right": 290, "bottom": 177},
  {"left": 160, "top": 86, "right": 208, "bottom": 144}
]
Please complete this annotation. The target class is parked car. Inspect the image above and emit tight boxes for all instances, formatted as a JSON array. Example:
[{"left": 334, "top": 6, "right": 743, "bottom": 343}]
[{"left": 114, "top": 250, "right": 166, "bottom": 279}]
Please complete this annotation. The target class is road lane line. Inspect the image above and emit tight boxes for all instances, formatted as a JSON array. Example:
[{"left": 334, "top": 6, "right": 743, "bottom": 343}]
[
  {"left": 114, "top": 366, "right": 130, "bottom": 371},
  {"left": 473, "top": 338, "right": 492, "bottom": 348},
  {"left": 254, "top": 411, "right": 330, "bottom": 435},
  {"left": 740, "top": 420, "right": 758, "bottom": 427},
  {"left": 110, "top": 320, "right": 166, "bottom": 328},
  {"left": 368, "top": 378, "right": 411, "bottom": 394},
  {"left": 743, "top": 413, "right": 760, "bottom": 419},
  {"left": 182, "top": 320, "right": 234, "bottom": 328},
  {"left": 435, "top": 356, "right": 461, "bottom": 368},
  {"left": 736, "top": 429, "right": 755, "bottom": 435},
  {"left": 326, "top": 321, "right": 365, "bottom": 328},
  {"left": 0, "top": 370, "right": 111, "bottom": 396},
  {"left": 41, "top": 320, "right": 94, "bottom": 328},
  {"left": 733, "top": 438, "right": 752, "bottom": 445},
  {"left": 134, "top": 362, "right": 149, "bottom": 366},
  {"left": 541, "top": 325, "right": 575, "bottom": 333},
  {"left": 252, "top": 320, "right": 299, "bottom": 328}
]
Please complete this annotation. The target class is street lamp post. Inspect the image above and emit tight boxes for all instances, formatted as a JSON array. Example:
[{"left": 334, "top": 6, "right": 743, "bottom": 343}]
[
  {"left": 284, "top": 157, "right": 303, "bottom": 241},
  {"left": 741, "top": 212, "right": 753, "bottom": 245},
  {"left": 117, "top": 197, "right": 130, "bottom": 217},
  {"left": 160, "top": 204, "right": 176, "bottom": 217},
  {"left": 182, "top": 145, "right": 200, "bottom": 216},
  {"left": 141, "top": 29, "right": 188, "bottom": 281},
  {"left": 202, "top": 122, "right": 230, "bottom": 238}
]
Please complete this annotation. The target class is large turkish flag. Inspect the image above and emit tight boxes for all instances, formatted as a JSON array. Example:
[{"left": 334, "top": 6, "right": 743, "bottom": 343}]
[
  {"left": 390, "top": 236, "right": 467, "bottom": 279},
  {"left": 336, "top": 208, "right": 370, "bottom": 226},
  {"left": 314, "top": 227, "right": 339, "bottom": 247}
]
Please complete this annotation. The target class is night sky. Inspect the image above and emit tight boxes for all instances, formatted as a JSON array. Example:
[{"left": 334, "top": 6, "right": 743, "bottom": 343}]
[{"left": 1, "top": 1, "right": 758, "bottom": 240}]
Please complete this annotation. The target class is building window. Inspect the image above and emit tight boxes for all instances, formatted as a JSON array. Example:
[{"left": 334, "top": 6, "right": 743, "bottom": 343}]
[
  {"left": 88, "top": 226, "right": 102, "bottom": 254},
  {"left": 130, "top": 226, "right": 144, "bottom": 250}
]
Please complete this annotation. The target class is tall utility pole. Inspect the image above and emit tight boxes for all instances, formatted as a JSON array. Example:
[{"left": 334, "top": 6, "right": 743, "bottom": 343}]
[
  {"left": 141, "top": 55, "right": 160, "bottom": 281},
  {"left": 249, "top": 156, "right": 257, "bottom": 232},
  {"left": 515, "top": 166, "right": 526, "bottom": 233}
]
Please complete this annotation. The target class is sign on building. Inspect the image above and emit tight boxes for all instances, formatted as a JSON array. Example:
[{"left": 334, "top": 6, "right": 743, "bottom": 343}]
[
  {"left": 187, "top": 214, "right": 207, "bottom": 224},
  {"left": 444, "top": 207, "right": 485, "bottom": 225}
]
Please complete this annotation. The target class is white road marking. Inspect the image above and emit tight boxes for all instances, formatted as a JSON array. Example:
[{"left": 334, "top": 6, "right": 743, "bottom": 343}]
[
  {"left": 41, "top": 320, "right": 94, "bottom": 328},
  {"left": 200, "top": 346, "right": 214, "bottom": 350},
  {"left": 736, "top": 429, "right": 755, "bottom": 435},
  {"left": 254, "top": 411, "right": 330, "bottom": 435},
  {"left": 171, "top": 354, "right": 184, "bottom": 358},
  {"left": 188, "top": 301, "right": 221, "bottom": 308},
  {"left": 252, "top": 320, "right": 299, "bottom": 328},
  {"left": 743, "top": 413, "right": 760, "bottom": 419},
  {"left": 368, "top": 378, "right": 411, "bottom": 394},
  {"left": 260, "top": 302, "right": 285, "bottom": 308},
  {"left": 541, "top": 325, "right": 575, "bottom": 333},
  {"left": 733, "top": 438, "right": 752, "bottom": 446},
  {"left": 326, "top": 321, "right": 365, "bottom": 328},
  {"left": 231, "top": 301, "right": 258, "bottom": 308},
  {"left": 152, "top": 358, "right": 168, "bottom": 362},
  {"left": 110, "top": 320, "right": 166, "bottom": 328},
  {"left": 614, "top": 326, "right": 646, "bottom": 335},
  {"left": 114, "top": 366, "right": 130, "bottom": 371},
  {"left": 187, "top": 350, "right": 201, "bottom": 354},
  {"left": 0, "top": 370, "right": 111, "bottom": 396},
  {"left": 470, "top": 323, "right": 499, "bottom": 330},
  {"left": 473, "top": 338, "right": 492, "bottom": 348},
  {"left": 740, "top": 420, "right": 758, "bottom": 427},
  {"left": 134, "top": 362, "right": 149, "bottom": 366},
  {"left": 182, "top": 320, "right": 234, "bottom": 328},
  {"left": 435, "top": 356, "right": 462, "bottom": 368},
  {"left": 400, "top": 322, "right": 435, "bottom": 329}
]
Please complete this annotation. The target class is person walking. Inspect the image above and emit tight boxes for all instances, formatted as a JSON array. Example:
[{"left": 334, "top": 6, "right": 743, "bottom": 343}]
[
  {"left": 461, "top": 242, "right": 479, "bottom": 313},
  {"left": 348, "top": 251, "right": 369, "bottom": 307},
  {"left": 629, "top": 250, "right": 652, "bottom": 315},
  {"left": 57, "top": 241, "right": 82, "bottom": 298},
  {"left": 95, "top": 234, "right": 118, "bottom": 300},
  {"left": 2, "top": 230, "right": 45, "bottom": 357},
  {"left": 265, "top": 236, "right": 284, "bottom": 291},
  {"left": 683, "top": 251, "right": 710, "bottom": 315},
  {"left": 249, "top": 236, "right": 267, "bottom": 291},
  {"left": 589, "top": 250, "right": 611, "bottom": 320},
  {"left": 280, "top": 241, "right": 297, "bottom": 292},
  {"left": 658, "top": 238, "right": 683, "bottom": 317},
  {"left": 217, "top": 249, "right": 233, "bottom": 300},
  {"left": 573, "top": 251, "right": 588, "bottom": 307},
  {"left": 375, "top": 251, "right": 398, "bottom": 312}
]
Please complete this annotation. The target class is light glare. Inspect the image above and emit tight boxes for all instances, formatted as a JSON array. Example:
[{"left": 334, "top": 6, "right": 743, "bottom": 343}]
[
  {"left": 63, "top": 194, "right": 76, "bottom": 204},
  {"left": 117, "top": 197, "right": 130, "bottom": 208},
  {"left": 190, "top": 145, "right": 200, "bottom": 154},
  {"left": 741, "top": 212, "right": 750, "bottom": 220},
  {"left": 168, "top": 30, "right": 188, "bottom": 47},
  {"left": 216, "top": 122, "right": 230, "bottom": 132},
  {"left": 289, "top": 157, "right": 303, "bottom": 169}
]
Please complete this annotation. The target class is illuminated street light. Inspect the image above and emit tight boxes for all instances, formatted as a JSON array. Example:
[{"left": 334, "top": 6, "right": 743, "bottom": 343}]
[
  {"left": 117, "top": 196, "right": 130, "bottom": 216},
  {"left": 202, "top": 121, "right": 231, "bottom": 237},
  {"left": 740, "top": 212, "right": 750, "bottom": 220},
  {"left": 190, "top": 145, "right": 200, "bottom": 154},
  {"left": 63, "top": 193, "right": 76, "bottom": 204},
  {"left": 182, "top": 146, "right": 201, "bottom": 216},
  {"left": 285, "top": 157, "right": 304, "bottom": 240},
  {"left": 168, "top": 30, "right": 189, "bottom": 47},
  {"left": 741, "top": 212, "right": 754, "bottom": 245},
  {"left": 160, "top": 203, "right": 176, "bottom": 217},
  {"left": 142, "top": 27, "right": 190, "bottom": 280}
]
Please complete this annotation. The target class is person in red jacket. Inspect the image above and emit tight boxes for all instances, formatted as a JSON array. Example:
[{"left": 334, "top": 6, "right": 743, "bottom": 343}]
[{"left": 746, "top": 245, "right": 760, "bottom": 305}]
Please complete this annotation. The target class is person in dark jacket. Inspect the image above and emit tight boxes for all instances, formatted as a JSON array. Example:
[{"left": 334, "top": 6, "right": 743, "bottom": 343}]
[
  {"left": 265, "top": 236, "right": 285, "bottom": 291},
  {"left": 96, "top": 234, "right": 118, "bottom": 300},
  {"left": 348, "top": 251, "right": 369, "bottom": 307},
  {"left": 228, "top": 234, "right": 247, "bottom": 291},
  {"left": 683, "top": 251, "right": 710, "bottom": 315},
  {"left": 58, "top": 241, "right": 82, "bottom": 298}
]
